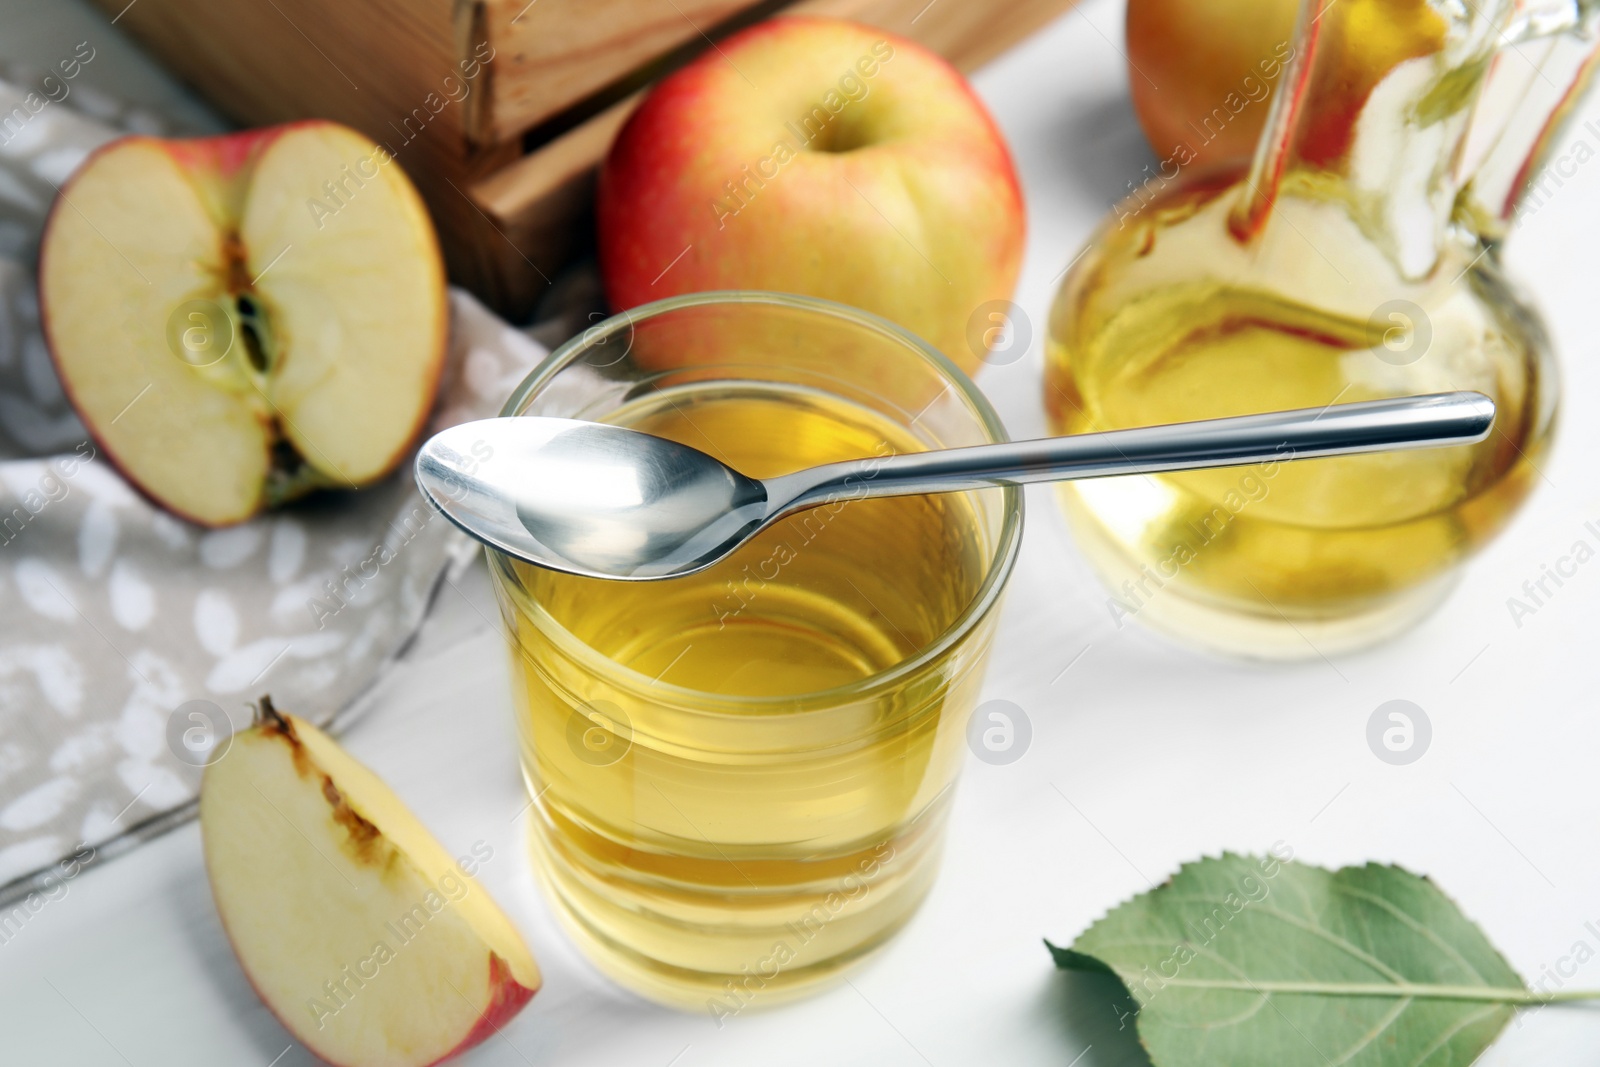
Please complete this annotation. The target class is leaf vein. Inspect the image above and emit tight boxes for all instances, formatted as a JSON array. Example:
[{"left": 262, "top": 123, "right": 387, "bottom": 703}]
[
  {"left": 1232, "top": 903, "right": 1409, "bottom": 983},
  {"left": 1407, "top": 1003, "right": 1503, "bottom": 1067},
  {"left": 1329, "top": 995, "right": 1412, "bottom": 1066},
  {"left": 1331, "top": 884, "right": 1489, "bottom": 985}
]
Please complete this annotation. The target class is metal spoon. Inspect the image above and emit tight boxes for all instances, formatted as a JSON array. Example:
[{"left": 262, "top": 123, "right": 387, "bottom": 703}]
[{"left": 415, "top": 391, "right": 1495, "bottom": 581}]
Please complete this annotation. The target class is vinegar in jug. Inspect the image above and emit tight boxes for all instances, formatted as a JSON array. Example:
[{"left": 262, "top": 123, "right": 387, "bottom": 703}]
[{"left": 1045, "top": 0, "right": 1569, "bottom": 656}]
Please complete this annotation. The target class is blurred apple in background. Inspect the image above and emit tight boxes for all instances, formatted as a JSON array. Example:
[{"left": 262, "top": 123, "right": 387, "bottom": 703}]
[
  {"left": 598, "top": 17, "right": 1024, "bottom": 376},
  {"left": 40, "top": 121, "right": 447, "bottom": 526},
  {"left": 1125, "top": 0, "right": 1298, "bottom": 170},
  {"left": 1127, "top": 0, "right": 1448, "bottom": 173}
]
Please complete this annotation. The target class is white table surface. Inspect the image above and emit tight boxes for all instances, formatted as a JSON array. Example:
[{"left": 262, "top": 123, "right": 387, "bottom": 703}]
[{"left": 5, "top": 1, "right": 1600, "bottom": 1064}]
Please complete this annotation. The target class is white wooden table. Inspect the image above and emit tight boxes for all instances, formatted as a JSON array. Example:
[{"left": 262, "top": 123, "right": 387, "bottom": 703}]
[{"left": 5, "top": 0, "right": 1600, "bottom": 1063}]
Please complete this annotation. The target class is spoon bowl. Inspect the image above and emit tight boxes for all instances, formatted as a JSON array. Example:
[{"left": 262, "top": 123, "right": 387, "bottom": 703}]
[{"left": 417, "top": 418, "right": 772, "bottom": 580}]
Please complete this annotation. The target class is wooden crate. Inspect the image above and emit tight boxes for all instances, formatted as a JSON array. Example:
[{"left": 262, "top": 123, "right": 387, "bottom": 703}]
[{"left": 96, "top": 0, "right": 1074, "bottom": 319}]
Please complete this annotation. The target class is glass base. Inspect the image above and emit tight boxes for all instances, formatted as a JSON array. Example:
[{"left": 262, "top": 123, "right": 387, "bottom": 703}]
[
  {"left": 521, "top": 769, "right": 948, "bottom": 1013},
  {"left": 1066, "top": 503, "right": 1462, "bottom": 660}
]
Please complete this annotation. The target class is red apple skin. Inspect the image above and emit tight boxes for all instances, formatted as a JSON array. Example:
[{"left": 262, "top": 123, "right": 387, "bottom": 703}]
[
  {"left": 598, "top": 16, "right": 1024, "bottom": 376},
  {"left": 37, "top": 120, "right": 448, "bottom": 528},
  {"left": 213, "top": 905, "right": 537, "bottom": 1067},
  {"left": 160, "top": 122, "right": 293, "bottom": 178},
  {"left": 252, "top": 954, "right": 536, "bottom": 1067},
  {"left": 431, "top": 953, "right": 539, "bottom": 1065},
  {"left": 1126, "top": 0, "right": 1446, "bottom": 174},
  {"left": 1125, "top": 0, "right": 1299, "bottom": 172}
]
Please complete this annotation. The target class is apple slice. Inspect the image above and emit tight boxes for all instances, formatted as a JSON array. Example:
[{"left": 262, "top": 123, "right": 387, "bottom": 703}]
[
  {"left": 200, "top": 699, "right": 539, "bottom": 1067},
  {"left": 39, "top": 121, "right": 447, "bottom": 525}
]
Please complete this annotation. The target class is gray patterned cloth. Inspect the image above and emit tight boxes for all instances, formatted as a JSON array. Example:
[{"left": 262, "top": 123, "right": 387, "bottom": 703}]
[{"left": 0, "top": 71, "right": 548, "bottom": 897}]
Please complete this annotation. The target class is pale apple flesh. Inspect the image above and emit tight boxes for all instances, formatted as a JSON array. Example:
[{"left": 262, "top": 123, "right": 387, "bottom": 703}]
[
  {"left": 200, "top": 700, "right": 539, "bottom": 1067},
  {"left": 598, "top": 17, "right": 1024, "bottom": 376},
  {"left": 39, "top": 121, "right": 446, "bottom": 526}
]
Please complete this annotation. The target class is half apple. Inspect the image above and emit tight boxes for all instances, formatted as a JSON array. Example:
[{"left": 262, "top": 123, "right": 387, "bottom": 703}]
[
  {"left": 200, "top": 698, "right": 539, "bottom": 1066},
  {"left": 39, "top": 120, "right": 447, "bottom": 525}
]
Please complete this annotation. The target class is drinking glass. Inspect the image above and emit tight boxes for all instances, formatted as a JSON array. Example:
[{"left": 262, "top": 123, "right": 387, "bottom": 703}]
[{"left": 486, "top": 291, "right": 1023, "bottom": 1009}]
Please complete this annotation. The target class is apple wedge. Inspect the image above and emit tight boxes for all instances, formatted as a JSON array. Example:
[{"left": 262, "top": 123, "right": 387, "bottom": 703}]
[
  {"left": 200, "top": 698, "right": 538, "bottom": 1067},
  {"left": 39, "top": 121, "right": 447, "bottom": 526}
]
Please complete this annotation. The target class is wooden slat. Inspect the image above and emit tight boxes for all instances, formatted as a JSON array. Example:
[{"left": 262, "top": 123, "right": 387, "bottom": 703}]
[
  {"left": 463, "top": 0, "right": 776, "bottom": 145},
  {"left": 470, "top": 92, "right": 643, "bottom": 310},
  {"left": 95, "top": 0, "right": 469, "bottom": 169},
  {"left": 467, "top": 0, "right": 1077, "bottom": 317}
]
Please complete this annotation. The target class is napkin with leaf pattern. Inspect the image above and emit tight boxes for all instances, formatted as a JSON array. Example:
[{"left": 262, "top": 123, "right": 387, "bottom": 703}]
[{"left": 0, "top": 68, "right": 549, "bottom": 900}]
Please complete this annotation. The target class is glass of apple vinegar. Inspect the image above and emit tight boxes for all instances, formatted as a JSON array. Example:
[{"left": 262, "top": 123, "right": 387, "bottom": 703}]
[{"left": 485, "top": 292, "right": 1023, "bottom": 1008}]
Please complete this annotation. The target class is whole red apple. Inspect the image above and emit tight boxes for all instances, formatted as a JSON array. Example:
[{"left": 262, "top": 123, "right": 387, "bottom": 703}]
[
  {"left": 1126, "top": 0, "right": 1445, "bottom": 172},
  {"left": 598, "top": 17, "right": 1025, "bottom": 376}
]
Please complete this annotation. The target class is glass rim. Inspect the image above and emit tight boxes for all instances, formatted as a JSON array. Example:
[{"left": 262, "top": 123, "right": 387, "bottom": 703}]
[{"left": 491, "top": 289, "right": 1025, "bottom": 714}]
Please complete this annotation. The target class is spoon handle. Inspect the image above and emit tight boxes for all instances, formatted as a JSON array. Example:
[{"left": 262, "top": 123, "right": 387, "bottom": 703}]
[{"left": 766, "top": 391, "right": 1497, "bottom": 510}]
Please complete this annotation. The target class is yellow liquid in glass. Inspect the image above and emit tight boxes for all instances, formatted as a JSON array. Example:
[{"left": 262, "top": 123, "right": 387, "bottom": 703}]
[
  {"left": 500, "top": 382, "right": 996, "bottom": 1007},
  {"left": 1045, "top": 184, "right": 1554, "bottom": 652}
]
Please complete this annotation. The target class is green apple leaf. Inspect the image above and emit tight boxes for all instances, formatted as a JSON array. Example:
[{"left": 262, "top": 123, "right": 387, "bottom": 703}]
[{"left": 1048, "top": 854, "right": 1595, "bottom": 1067}]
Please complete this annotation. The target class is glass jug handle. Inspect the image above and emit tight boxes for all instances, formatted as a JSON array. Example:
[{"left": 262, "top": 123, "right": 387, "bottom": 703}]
[{"left": 1458, "top": 0, "right": 1600, "bottom": 238}]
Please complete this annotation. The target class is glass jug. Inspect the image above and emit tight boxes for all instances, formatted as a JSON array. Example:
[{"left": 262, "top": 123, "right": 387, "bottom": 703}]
[{"left": 1046, "top": 0, "right": 1600, "bottom": 657}]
